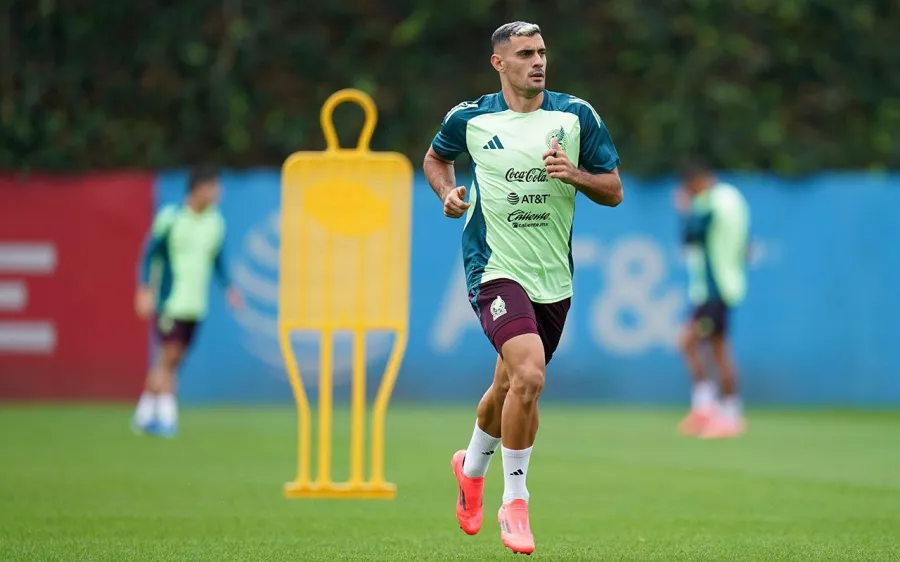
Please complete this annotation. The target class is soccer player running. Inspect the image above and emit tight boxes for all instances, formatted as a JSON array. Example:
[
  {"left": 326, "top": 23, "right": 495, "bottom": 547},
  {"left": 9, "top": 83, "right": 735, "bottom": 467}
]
[
  {"left": 423, "top": 22, "right": 623, "bottom": 555},
  {"left": 131, "top": 167, "right": 242, "bottom": 438},
  {"left": 675, "top": 161, "right": 750, "bottom": 439}
]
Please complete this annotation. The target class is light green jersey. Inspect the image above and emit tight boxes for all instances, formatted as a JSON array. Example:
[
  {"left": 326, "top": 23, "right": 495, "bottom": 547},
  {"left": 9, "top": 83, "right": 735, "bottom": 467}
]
[
  {"left": 139, "top": 204, "right": 230, "bottom": 320},
  {"left": 682, "top": 182, "right": 750, "bottom": 306},
  {"left": 432, "top": 91, "right": 620, "bottom": 303}
]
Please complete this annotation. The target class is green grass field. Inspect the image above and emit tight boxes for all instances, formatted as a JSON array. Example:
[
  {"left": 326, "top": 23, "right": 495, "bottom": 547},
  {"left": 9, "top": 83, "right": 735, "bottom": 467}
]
[{"left": 1, "top": 405, "right": 898, "bottom": 561}]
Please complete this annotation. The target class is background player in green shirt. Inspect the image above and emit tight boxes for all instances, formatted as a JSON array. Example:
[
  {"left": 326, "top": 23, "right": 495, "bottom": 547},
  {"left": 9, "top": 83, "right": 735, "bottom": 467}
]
[
  {"left": 675, "top": 161, "right": 750, "bottom": 439},
  {"left": 132, "top": 167, "right": 242, "bottom": 438},
  {"left": 424, "top": 21, "right": 623, "bottom": 555}
]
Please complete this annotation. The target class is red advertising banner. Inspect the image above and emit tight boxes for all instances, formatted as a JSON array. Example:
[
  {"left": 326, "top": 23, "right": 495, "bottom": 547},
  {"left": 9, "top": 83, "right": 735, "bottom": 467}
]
[{"left": 0, "top": 173, "right": 153, "bottom": 400}]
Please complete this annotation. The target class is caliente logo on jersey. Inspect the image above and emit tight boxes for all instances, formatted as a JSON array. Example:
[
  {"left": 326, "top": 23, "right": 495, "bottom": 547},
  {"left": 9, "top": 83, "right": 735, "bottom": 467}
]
[{"left": 507, "top": 209, "right": 551, "bottom": 229}]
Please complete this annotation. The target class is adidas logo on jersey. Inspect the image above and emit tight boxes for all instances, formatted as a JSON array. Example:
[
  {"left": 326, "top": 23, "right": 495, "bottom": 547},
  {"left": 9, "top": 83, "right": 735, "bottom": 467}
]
[{"left": 483, "top": 135, "right": 505, "bottom": 150}]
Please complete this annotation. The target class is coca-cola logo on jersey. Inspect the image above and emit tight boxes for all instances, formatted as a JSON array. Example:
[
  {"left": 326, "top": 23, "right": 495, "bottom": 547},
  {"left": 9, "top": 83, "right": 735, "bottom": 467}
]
[{"left": 505, "top": 168, "right": 548, "bottom": 183}]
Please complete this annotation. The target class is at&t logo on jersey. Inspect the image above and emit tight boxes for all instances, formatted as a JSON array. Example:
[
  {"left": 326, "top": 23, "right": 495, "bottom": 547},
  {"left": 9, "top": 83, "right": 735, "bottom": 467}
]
[{"left": 507, "top": 193, "right": 550, "bottom": 205}]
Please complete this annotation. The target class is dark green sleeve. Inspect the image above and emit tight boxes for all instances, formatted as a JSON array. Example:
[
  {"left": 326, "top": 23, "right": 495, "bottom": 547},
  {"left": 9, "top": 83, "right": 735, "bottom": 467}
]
[
  {"left": 213, "top": 221, "right": 231, "bottom": 288},
  {"left": 431, "top": 104, "right": 470, "bottom": 161},
  {"left": 571, "top": 100, "right": 620, "bottom": 173},
  {"left": 137, "top": 207, "right": 176, "bottom": 285}
]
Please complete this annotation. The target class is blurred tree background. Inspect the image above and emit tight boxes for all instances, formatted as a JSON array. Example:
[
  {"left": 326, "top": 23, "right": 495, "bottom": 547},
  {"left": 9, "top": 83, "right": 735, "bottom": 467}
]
[{"left": 2, "top": 0, "right": 898, "bottom": 175}]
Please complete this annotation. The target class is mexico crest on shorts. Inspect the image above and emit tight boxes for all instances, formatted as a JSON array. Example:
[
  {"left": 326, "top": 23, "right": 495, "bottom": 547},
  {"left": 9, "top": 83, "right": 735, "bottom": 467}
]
[
  {"left": 158, "top": 315, "right": 174, "bottom": 334},
  {"left": 545, "top": 126, "right": 568, "bottom": 152},
  {"left": 490, "top": 296, "right": 507, "bottom": 321}
]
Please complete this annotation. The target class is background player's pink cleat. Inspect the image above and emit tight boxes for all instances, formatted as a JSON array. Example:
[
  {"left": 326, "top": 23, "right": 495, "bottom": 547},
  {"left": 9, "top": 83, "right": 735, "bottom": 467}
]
[
  {"left": 451, "top": 450, "right": 484, "bottom": 535},
  {"left": 678, "top": 408, "right": 714, "bottom": 436},
  {"left": 498, "top": 499, "right": 535, "bottom": 555},
  {"left": 700, "top": 416, "right": 746, "bottom": 439}
]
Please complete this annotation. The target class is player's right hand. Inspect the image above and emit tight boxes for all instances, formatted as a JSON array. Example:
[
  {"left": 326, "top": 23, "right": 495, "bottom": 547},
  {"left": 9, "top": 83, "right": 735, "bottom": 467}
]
[
  {"left": 443, "top": 186, "right": 470, "bottom": 218},
  {"left": 135, "top": 287, "right": 155, "bottom": 320},
  {"left": 673, "top": 188, "right": 691, "bottom": 213}
]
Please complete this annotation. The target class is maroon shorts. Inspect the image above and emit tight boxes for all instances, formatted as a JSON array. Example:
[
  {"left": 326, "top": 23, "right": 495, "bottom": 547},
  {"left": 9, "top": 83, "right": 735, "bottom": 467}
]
[
  {"left": 691, "top": 300, "right": 730, "bottom": 338},
  {"left": 155, "top": 315, "right": 200, "bottom": 348},
  {"left": 469, "top": 278, "right": 570, "bottom": 365}
]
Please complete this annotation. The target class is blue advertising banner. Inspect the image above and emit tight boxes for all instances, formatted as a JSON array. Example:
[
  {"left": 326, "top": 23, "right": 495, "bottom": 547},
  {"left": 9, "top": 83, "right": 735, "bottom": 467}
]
[{"left": 154, "top": 171, "right": 900, "bottom": 406}]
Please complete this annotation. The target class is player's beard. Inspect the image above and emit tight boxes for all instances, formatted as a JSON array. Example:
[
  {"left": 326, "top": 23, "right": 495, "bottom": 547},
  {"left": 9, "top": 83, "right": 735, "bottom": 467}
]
[
  {"left": 523, "top": 71, "right": 545, "bottom": 97},
  {"left": 521, "top": 83, "right": 545, "bottom": 98},
  {"left": 504, "top": 69, "right": 545, "bottom": 98}
]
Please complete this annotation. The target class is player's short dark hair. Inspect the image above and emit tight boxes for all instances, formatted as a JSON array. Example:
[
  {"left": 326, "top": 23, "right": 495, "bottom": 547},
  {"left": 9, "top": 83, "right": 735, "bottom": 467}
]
[
  {"left": 679, "top": 159, "right": 713, "bottom": 180},
  {"left": 187, "top": 166, "right": 219, "bottom": 192},
  {"left": 491, "top": 21, "right": 542, "bottom": 49}
]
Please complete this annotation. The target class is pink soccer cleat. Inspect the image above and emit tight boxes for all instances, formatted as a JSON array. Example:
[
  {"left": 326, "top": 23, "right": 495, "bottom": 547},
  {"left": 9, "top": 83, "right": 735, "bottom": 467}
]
[
  {"left": 678, "top": 408, "right": 714, "bottom": 436},
  {"left": 700, "top": 416, "right": 746, "bottom": 439},
  {"left": 451, "top": 450, "right": 484, "bottom": 535},
  {"left": 498, "top": 499, "right": 535, "bottom": 555}
]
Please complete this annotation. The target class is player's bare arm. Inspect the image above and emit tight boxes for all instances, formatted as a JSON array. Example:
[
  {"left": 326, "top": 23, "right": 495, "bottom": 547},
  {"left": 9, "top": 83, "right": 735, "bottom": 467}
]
[
  {"left": 542, "top": 138, "right": 623, "bottom": 207},
  {"left": 135, "top": 286, "right": 155, "bottom": 319},
  {"left": 423, "top": 147, "right": 470, "bottom": 218},
  {"left": 136, "top": 226, "right": 165, "bottom": 319}
]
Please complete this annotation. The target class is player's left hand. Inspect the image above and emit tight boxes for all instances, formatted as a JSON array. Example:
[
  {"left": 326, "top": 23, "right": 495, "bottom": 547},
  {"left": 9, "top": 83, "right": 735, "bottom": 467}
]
[
  {"left": 542, "top": 138, "right": 577, "bottom": 184},
  {"left": 135, "top": 287, "right": 155, "bottom": 320},
  {"left": 227, "top": 288, "right": 244, "bottom": 310}
]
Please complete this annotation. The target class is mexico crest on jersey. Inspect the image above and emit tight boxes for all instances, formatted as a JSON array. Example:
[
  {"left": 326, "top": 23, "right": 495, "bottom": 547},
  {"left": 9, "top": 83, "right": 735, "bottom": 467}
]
[{"left": 545, "top": 126, "right": 568, "bottom": 152}]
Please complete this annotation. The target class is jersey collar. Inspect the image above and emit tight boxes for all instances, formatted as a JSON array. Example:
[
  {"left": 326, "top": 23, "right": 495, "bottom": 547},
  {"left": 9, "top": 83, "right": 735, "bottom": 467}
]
[{"left": 496, "top": 90, "right": 551, "bottom": 113}]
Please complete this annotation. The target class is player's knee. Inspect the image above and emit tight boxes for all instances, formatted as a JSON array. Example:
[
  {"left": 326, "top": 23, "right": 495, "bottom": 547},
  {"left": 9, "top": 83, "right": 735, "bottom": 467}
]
[
  {"left": 487, "top": 380, "right": 511, "bottom": 407},
  {"left": 496, "top": 377, "right": 511, "bottom": 397},
  {"left": 508, "top": 362, "right": 545, "bottom": 404},
  {"left": 680, "top": 329, "right": 696, "bottom": 353},
  {"left": 492, "top": 369, "right": 511, "bottom": 398}
]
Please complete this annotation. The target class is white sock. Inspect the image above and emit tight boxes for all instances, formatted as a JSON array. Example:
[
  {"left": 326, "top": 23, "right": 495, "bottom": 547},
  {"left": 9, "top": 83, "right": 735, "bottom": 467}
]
[
  {"left": 157, "top": 393, "right": 178, "bottom": 426},
  {"left": 691, "top": 380, "right": 717, "bottom": 412},
  {"left": 134, "top": 392, "right": 156, "bottom": 425},
  {"left": 720, "top": 395, "right": 743, "bottom": 420},
  {"left": 501, "top": 446, "right": 533, "bottom": 504},
  {"left": 462, "top": 421, "right": 502, "bottom": 478}
]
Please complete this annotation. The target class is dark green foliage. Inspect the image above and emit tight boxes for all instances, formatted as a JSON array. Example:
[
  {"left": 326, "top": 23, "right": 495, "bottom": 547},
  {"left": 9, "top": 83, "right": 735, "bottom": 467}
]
[{"left": 3, "top": 1, "right": 898, "bottom": 174}]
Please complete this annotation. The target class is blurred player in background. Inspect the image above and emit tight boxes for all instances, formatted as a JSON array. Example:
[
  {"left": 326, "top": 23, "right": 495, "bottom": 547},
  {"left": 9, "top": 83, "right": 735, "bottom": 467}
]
[
  {"left": 423, "top": 21, "right": 622, "bottom": 555},
  {"left": 132, "top": 167, "right": 242, "bottom": 438},
  {"left": 675, "top": 161, "right": 750, "bottom": 439}
]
